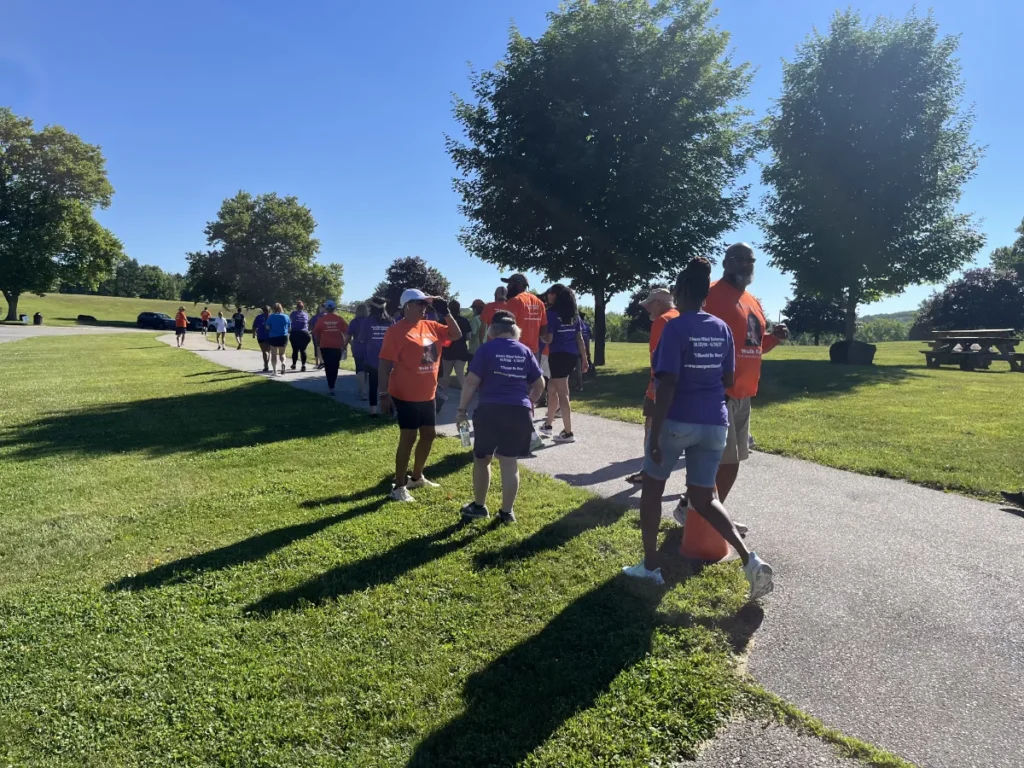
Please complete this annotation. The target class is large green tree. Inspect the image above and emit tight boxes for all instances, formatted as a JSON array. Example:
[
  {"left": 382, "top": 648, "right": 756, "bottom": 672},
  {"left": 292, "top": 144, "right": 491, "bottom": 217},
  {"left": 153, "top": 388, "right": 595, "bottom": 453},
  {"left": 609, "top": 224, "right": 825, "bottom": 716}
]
[
  {"left": 185, "top": 191, "right": 343, "bottom": 310},
  {"left": 989, "top": 217, "right": 1024, "bottom": 278},
  {"left": 0, "top": 108, "right": 123, "bottom": 320},
  {"left": 782, "top": 292, "right": 846, "bottom": 346},
  {"left": 448, "top": 0, "right": 755, "bottom": 364},
  {"left": 373, "top": 256, "right": 451, "bottom": 316},
  {"left": 761, "top": 11, "right": 985, "bottom": 347}
]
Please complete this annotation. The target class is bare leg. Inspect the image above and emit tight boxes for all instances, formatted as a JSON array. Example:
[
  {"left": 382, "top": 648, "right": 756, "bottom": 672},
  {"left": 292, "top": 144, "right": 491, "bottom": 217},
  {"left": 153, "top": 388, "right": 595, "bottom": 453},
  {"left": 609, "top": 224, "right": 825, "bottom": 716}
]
[
  {"left": 544, "top": 379, "right": 559, "bottom": 428},
  {"left": 411, "top": 426, "right": 436, "bottom": 480},
  {"left": 454, "top": 360, "right": 466, "bottom": 390},
  {"left": 395, "top": 430, "right": 417, "bottom": 487},
  {"left": 715, "top": 462, "right": 740, "bottom": 503},
  {"left": 473, "top": 456, "right": 491, "bottom": 506},
  {"left": 497, "top": 455, "right": 520, "bottom": 512},
  {"left": 555, "top": 378, "right": 572, "bottom": 433},
  {"left": 639, "top": 475, "right": 667, "bottom": 571},
  {"left": 687, "top": 486, "right": 750, "bottom": 564}
]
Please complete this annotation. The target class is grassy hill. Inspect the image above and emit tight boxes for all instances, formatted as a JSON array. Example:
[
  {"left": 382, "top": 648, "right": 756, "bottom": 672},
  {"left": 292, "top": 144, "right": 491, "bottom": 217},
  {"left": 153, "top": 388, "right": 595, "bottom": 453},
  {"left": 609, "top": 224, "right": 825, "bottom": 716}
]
[
  {"left": 859, "top": 310, "right": 917, "bottom": 325},
  {"left": 2, "top": 294, "right": 235, "bottom": 328}
]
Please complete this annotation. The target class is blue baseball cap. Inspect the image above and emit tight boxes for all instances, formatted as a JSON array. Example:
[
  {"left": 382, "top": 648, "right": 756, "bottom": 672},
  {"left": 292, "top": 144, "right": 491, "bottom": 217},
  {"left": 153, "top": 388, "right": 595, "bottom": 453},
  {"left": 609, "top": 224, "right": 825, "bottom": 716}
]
[{"left": 325, "top": 300, "right": 336, "bottom": 310}]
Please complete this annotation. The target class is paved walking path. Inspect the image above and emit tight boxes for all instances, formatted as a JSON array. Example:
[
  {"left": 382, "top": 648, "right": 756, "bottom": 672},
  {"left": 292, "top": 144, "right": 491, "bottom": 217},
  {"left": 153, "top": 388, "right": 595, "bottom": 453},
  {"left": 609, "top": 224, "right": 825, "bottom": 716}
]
[
  {"left": 0, "top": 323, "right": 146, "bottom": 344},
  {"left": 164, "top": 331, "right": 1023, "bottom": 767}
]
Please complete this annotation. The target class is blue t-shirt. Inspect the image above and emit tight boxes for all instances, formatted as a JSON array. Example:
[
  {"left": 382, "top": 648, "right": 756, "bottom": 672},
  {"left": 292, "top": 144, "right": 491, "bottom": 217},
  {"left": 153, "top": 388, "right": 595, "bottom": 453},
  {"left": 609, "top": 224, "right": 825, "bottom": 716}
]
[
  {"left": 581, "top": 318, "right": 592, "bottom": 343},
  {"left": 289, "top": 310, "right": 309, "bottom": 332},
  {"left": 252, "top": 313, "right": 270, "bottom": 341},
  {"left": 266, "top": 312, "right": 291, "bottom": 338},
  {"left": 652, "top": 311, "right": 735, "bottom": 426},
  {"left": 469, "top": 337, "right": 543, "bottom": 408},
  {"left": 546, "top": 310, "right": 581, "bottom": 355},
  {"left": 359, "top": 316, "right": 394, "bottom": 368},
  {"left": 348, "top": 316, "right": 367, "bottom": 355}
]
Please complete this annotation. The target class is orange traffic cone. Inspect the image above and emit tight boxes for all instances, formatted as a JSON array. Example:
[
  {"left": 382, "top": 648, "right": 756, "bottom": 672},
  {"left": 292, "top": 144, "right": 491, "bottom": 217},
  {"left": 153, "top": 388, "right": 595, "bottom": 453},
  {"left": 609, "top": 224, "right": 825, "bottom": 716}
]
[{"left": 679, "top": 491, "right": 730, "bottom": 562}]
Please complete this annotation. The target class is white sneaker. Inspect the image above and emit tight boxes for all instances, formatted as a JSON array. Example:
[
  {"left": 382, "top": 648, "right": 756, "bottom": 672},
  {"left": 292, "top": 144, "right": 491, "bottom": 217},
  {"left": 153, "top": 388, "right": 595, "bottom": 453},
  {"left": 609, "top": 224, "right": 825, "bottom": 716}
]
[
  {"left": 390, "top": 486, "right": 416, "bottom": 502},
  {"left": 539, "top": 423, "right": 553, "bottom": 435},
  {"left": 407, "top": 476, "right": 439, "bottom": 489},
  {"left": 552, "top": 431, "right": 575, "bottom": 444},
  {"left": 743, "top": 553, "right": 774, "bottom": 600},
  {"left": 621, "top": 561, "right": 665, "bottom": 585}
]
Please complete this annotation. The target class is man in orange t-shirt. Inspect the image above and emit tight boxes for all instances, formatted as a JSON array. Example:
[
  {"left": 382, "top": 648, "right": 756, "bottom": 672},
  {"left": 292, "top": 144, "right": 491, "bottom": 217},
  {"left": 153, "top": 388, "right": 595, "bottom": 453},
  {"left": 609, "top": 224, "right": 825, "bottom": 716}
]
[
  {"left": 701, "top": 243, "right": 788, "bottom": 504},
  {"left": 311, "top": 300, "right": 349, "bottom": 395},
  {"left": 501, "top": 274, "right": 547, "bottom": 356},
  {"left": 624, "top": 286, "right": 678, "bottom": 484},
  {"left": 481, "top": 286, "right": 507, "bottom": 328},
  {"left": 200, "top": 307, "right": 212, "bottom": 339},
  {"left": 174, "top": 307, "right": 188, "bottom": 347},
  {"left": 378, "top": 289, "right": 462, "bottom": 502}
]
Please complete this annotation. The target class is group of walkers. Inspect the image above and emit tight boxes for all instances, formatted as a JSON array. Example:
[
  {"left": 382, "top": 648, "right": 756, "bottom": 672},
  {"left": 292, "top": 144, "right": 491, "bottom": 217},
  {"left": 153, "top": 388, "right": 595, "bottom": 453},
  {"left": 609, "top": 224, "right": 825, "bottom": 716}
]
[{"left": 172, "top": 305, "right": 249, "bottom": 350}]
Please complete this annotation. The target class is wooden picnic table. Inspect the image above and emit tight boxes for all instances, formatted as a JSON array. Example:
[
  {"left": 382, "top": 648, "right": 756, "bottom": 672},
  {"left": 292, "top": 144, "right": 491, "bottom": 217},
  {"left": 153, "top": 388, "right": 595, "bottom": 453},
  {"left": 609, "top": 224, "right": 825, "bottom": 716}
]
[{"left": 920, "top": 329, "right": 1023, "bottom": 372}]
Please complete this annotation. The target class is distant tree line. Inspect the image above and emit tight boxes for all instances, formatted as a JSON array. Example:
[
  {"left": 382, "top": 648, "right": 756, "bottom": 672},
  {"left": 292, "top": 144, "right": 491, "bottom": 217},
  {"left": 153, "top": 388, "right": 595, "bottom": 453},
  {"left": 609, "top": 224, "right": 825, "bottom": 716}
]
[{"left": 60, "top": 258, "right": 185, "bottom": 301}]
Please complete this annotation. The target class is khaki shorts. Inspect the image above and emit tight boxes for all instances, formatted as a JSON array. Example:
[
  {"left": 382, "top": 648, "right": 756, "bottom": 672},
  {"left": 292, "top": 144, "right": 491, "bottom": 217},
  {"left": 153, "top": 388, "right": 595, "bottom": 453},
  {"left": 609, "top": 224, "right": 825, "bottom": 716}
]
[{"left": 721, "top": 396, "right": 751, "bottom": 464}]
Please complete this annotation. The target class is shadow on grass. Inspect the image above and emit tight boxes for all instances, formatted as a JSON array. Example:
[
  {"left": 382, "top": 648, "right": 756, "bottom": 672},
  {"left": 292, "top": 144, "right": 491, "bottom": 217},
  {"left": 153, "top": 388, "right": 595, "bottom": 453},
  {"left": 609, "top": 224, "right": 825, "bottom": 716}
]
[
  {"left": 0, "top": 380, "right": 388, "bottom": 460},
  {"left": 107, "top": 499, "right": 388, "bottom": 592},
  {"left": 245, "top": 521, "right": 481, "bottom": 615}
]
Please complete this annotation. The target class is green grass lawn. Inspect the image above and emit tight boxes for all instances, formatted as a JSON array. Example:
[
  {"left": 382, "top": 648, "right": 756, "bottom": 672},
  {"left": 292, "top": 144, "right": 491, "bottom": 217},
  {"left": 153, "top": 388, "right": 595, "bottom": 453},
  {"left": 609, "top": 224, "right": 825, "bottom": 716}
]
[
  {"left": 0, "top": 333, "right": 755, "bottom": 767},
  {"left": 575, "top": 341, "right": 1023, "bottom": 500},
  {"left": 2, "top": 293, "right": 235, "bottom": 327}
]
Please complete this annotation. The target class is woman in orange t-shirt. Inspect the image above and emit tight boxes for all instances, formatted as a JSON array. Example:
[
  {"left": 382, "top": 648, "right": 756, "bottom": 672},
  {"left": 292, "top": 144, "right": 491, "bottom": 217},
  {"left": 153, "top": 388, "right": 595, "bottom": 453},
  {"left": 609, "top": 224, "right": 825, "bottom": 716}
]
[{"left": 378, "top": 289, "right": 463, "bottom": 502}]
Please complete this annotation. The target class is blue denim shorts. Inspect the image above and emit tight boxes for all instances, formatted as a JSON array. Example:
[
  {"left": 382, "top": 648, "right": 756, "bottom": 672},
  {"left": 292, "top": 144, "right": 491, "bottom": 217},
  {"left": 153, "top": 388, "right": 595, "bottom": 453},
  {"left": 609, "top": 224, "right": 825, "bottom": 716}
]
[{"left": 643, "top": 420, "right": 728, "bottom": 487}]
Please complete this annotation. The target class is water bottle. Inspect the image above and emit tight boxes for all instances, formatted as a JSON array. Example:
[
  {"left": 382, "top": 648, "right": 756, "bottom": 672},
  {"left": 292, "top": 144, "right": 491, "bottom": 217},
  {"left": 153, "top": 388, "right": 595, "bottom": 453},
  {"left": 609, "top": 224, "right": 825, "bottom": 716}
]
[{"left": 458, "top": 420, "right": 471, "bottom": 448}]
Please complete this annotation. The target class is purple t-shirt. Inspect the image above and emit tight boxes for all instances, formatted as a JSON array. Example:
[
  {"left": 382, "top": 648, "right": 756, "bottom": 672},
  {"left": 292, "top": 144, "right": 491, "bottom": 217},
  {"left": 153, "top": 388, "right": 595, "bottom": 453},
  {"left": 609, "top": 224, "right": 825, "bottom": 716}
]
[
  {"left": 359, "top": 316, "right": 394, "bottom": 368},
  {"left": 469, "top": 337, "right": 543, "bottom": 408},
  {"left": 652, "top": 311, "right": 735, "bottom": 426},
  {"left": 546, "top": 310, "right": 581, "bottom": 355},
  {"left": 348, "top": 316, "right": 367, "bottom": 355},
  {"left": 290, "top": 310, "right": 309, "bottom": 332}
]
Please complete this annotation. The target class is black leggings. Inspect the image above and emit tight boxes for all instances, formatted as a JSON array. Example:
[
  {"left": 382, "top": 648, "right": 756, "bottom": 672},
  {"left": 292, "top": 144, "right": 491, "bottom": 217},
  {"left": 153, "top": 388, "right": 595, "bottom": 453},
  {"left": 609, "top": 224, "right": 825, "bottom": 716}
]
[
  {"left": 290, "top": 330, "right": 311, "bottom": 365},
  {"left": 367, "top": 364, "right": 379, "bottom": 407},
  {"left": 322, "top": 347, "right": 342, "bottom": 389}
]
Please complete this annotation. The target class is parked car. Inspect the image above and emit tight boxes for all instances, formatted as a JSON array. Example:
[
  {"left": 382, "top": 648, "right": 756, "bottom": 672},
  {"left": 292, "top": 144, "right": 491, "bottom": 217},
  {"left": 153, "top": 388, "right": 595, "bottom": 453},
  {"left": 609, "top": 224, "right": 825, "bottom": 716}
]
[{"left": 136, "top": 312, "right": 176, "bottom": 330}]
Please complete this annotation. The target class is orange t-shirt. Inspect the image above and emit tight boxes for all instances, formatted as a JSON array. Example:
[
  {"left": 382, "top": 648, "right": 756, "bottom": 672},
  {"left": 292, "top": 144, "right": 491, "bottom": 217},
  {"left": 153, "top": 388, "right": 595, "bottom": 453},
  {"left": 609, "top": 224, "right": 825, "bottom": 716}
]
[
  {"left": 313, "top": 313, "right": 349, "bottom": 349},
  {"left": 702, "top": 280, "right": 778, "bottom": 399},
  {"left": 645, "top": 308, "right": 680, "bottom": 400},
  {"left": 505, "top": 292, "right": 547, "bottom": 354},
  {"left": 175, "top": 312, "right": 187, "bottom": 328},
  {"left": 379, "top": 319, "right": 451, "bottom": 402},
  {"left": 200, "top": 310, "right": 211, "bottom": 321},
  {"left": 481, "top": 300, "right": 507, "bottom": 326}
]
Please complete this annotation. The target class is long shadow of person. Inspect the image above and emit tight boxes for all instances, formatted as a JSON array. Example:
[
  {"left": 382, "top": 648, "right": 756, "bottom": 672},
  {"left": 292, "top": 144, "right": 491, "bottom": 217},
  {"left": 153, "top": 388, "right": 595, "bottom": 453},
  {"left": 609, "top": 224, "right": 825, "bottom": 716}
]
[{"left": 245, "top": 521, "right": 480, "bottom": 616}]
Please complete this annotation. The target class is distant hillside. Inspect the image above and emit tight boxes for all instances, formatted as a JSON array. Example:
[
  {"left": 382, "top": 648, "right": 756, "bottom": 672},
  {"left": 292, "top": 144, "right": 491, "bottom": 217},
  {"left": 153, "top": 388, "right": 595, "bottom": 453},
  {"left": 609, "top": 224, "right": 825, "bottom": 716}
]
[{"left": 859, "top": 310, "right": 917, "bottom": 325}]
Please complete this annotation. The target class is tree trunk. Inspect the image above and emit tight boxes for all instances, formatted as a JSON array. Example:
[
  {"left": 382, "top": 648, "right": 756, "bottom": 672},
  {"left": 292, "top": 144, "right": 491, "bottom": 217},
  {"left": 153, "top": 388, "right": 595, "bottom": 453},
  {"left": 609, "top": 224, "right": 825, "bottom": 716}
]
[
  {"left": 593, "top": 289, "right": 607, "bottom": 367},
  {"left": 844, "top": 289, "right": 858, "bottom": 342},
  {"left": 813, "top": 330, "right": 820, "bottom": 346},
  {"left": 2, "top": 291, "right": 19, "bottom": 322}
]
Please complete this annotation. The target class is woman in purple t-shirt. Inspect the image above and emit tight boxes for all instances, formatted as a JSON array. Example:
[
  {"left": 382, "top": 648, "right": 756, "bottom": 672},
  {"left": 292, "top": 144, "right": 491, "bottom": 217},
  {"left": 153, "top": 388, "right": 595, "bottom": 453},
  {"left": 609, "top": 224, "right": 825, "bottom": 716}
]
[
  {"left": 358, "top": 298, "right": 394, "bottom": 417},
  {"left": 289, "top": 301, "right": 312, "bottom": 372},
  {"left": 539, "top": 284, "right": 589, "bottom": 443},
  {"left": 623, "top": 257, "right": 774, "bottom": 601},
  {"left": 456, "top": 310, "right": 545, "bottom": 524}
]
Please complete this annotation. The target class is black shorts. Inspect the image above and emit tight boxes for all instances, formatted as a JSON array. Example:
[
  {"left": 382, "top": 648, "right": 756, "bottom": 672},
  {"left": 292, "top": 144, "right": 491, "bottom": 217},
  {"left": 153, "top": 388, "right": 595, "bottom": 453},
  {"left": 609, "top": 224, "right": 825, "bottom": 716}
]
[
  {"left": 175, "top": 328, "right": 186, "bottom": 337},
  {"left": 201, "top": 320, "right": 209, "bottom": 330},
  {"left": 473, "top": 403, "right": 533, "bottom": 458},
  {"left": 268, "top": 335, "right": 288, "bottom": 348},
  {"left": 393, "top": 397, "right": 436, "bottom": 430},
  {"left": 548, "top": 351, "right": 578, "bottom": 379},
  {"left": 234, "top": 327, "right": 244, "bottom": 337}
]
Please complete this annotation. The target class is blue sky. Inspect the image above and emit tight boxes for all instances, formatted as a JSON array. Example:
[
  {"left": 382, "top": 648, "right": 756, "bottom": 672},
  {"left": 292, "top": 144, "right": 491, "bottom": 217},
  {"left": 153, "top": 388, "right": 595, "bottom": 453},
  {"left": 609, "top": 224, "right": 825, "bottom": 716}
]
[{"left": 3, "top": 0, "right": 1021, "bottom": 318}]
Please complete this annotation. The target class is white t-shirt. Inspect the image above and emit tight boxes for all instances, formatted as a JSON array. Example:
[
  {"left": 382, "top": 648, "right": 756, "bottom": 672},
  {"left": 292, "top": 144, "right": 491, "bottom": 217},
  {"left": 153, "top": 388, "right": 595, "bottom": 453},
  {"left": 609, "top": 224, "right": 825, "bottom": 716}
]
[{"left": 213, "top": 317, "right": 227, "bottom": 333}]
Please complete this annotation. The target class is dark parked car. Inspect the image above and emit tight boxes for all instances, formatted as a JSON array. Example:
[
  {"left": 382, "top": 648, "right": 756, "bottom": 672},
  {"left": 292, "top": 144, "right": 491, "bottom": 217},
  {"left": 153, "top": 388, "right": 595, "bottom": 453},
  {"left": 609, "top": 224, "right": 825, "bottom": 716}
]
[{"left": 137, "top": 312, "right": 176, "bottom": 330}]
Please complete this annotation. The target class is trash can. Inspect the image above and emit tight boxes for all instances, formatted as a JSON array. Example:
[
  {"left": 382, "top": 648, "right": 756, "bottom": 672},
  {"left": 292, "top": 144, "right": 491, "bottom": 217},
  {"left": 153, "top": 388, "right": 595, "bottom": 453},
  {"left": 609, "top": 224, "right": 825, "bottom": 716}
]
[{"left": 33, "top": 312, "right": 43, "bottom": 326}]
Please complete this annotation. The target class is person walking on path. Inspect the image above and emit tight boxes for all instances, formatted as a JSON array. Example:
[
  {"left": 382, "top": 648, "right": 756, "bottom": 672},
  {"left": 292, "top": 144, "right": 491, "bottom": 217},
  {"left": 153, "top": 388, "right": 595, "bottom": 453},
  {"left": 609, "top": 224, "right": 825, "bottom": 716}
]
[
  {"left": 266, "top": 303, "right": 291, "bottom": 375},
  {"left": 456, "top": 310, "right": 545, "bottom": 524},
  {"left": 288, "top": 301, "right": 312, "bottom": 372},
  {"left": 174, "top": 306, "right": 188, "bottom": 347},
  {"left": 252, "top": 306, "right": 271, "bottom": 372},
  {"left": 468, "top": 299, "right": 486, "bottom": 362},
  {"left": 232, "top": 308, "right": 246, "bottom": 350},
  {"left": 539, "top": 284, "right": 588, "bottom": 444},
  {"left": 574, "top": 310, "right": 593, "bottom": 391},
  {"left": 625, "top": 287, "right": 678, "bottom": 484},
  {"left": 200, "top": 307, "right": 211, "bottom": 339},
  {"left": 347, "top": 303, "right": 369, "bottom": 400},
  {"left": 378, "top": 289, "right": 463, "bottom": 502},
  {"left": 481, "top": 286, "right": 507, "bottom": 329},
  {"left": 311, "top": 300, "right": 349, "bottom": 396},
  {"left": 359, "top": 298, "right": 394, "bottom": 418},
  {"left": 678, "top": 242, "right": 788, "bottom": 520},
  {"left": 502, "top": 274, "right": 547, "bottom": 451},
  {"left": 213, "top": 311, "right": 228, "bottom": 350},
  {"left": 623, "top": 257, "right": 774, "bottom": 600},
  {"left": 310, "top": 303, "right": 326, "bottom": 369},
  {"left": 438, "top": 299, "right": 473, "bottom": 408}
]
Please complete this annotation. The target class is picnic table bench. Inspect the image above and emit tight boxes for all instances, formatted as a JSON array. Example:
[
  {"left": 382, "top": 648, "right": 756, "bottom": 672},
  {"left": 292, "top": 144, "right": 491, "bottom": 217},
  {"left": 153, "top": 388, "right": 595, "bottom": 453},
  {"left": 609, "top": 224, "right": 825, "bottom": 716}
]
[{"left": 920, "top": 329, "right": 1023, "bottom": 372}]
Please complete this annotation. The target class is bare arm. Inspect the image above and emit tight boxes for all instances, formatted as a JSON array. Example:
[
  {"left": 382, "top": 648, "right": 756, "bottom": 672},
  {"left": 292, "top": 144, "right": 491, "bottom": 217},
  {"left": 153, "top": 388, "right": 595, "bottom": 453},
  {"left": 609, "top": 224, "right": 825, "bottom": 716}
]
[
  {"left": 378, "top": 360, "right": 394, "bottom": 404},
  {"left": 528, "top": 377, "right": 545, "bottom": 404},
  {"left": 648, "top": 373, "right": 678, "bottom": 465},
  {"left": 575, "top": 329, "right": 589, "bottom": 373}
]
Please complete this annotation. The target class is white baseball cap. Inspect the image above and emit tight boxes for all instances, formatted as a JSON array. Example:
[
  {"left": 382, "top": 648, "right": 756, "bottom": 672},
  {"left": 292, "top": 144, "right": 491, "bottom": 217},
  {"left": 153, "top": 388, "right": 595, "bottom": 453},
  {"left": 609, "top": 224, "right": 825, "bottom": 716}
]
[{"left": 400, "top": 288, "right": 429, "bottom": 308}]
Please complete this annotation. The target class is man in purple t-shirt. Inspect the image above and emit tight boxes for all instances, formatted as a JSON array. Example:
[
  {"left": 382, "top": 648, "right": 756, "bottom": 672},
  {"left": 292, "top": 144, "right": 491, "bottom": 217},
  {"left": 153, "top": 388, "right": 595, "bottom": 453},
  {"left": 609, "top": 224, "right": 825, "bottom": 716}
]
[
  {"left": 456, "top": 310, "right": 545, "bottom": 523},
  {"left": 622, "top": 257, "right": 775, "bottom": 602}
]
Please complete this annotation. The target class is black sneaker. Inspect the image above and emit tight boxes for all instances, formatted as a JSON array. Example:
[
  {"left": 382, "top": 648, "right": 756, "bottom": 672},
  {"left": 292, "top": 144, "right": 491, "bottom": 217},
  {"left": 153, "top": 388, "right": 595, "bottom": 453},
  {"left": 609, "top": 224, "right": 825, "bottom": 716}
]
[
  {"left": 263, "top": 366, "right": 269, "bottom": 373},
  {"left": 301, "top": 365, "right": 306, "bottom": 372},
  {"left": 460, "top": 502, "right": 489, "bottom": 520},
  {"left": 291, "top": 363, "right": 297, "bottom": 370},
  {"left": 499, "top": 510, "right": 517, "bottom": 524}
]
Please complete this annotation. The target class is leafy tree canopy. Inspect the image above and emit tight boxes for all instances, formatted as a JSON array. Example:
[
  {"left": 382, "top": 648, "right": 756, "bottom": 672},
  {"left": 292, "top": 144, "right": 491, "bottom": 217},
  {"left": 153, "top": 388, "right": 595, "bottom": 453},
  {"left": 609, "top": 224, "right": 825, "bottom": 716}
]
[
  {"left": 989, "top": 217, "right": 1024, "bottom": 278},
  {"left": 373, "top": 256, "right": 452, "bottom": 316},
  {"left": 0, "top": 108, "right": 123, "bottom": 320},
  {"left": 915, "top": 268, "right": 1024, "bottom": 333},
  {"left": 761, "top": 10, "right": 985, "bottom": 343},
  {"left": 185, "top": 191, "right": 343, "bottom": 311},
  {"left": 448, "top": 0, "right": 756, "bottom": 363},
  {"left": 782, "top": 292, "right": 846, "bottom": 345}
]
